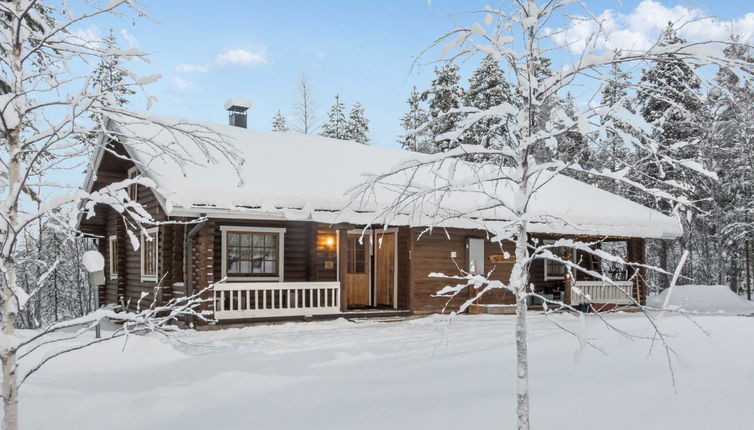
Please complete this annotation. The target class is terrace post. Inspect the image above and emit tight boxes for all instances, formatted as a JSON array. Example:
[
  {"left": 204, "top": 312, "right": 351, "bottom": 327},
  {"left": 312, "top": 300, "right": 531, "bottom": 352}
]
[{"left": 338, "top": 229, "right": 349, "bottom": 312}]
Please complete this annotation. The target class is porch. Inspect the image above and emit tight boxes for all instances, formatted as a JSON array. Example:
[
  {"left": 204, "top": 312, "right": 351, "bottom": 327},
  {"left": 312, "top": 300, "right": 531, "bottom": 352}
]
[
  {"left": 212, "top": 282, "right": 412, "bottom": 322},
  {"left": 529, "top": 236, "right": 646, "bottom": 308},
  {"left": 207, "top": 222, "right": 410, "bottom": 322}
]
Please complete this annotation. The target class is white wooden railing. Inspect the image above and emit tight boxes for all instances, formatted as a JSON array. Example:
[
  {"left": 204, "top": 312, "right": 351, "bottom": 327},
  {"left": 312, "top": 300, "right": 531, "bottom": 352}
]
[
  {"left": 213, "top": 282, "right": 341, "bottom": 320},
  {"left": 570, "top": 281, "right": 636, "bottom": 305}
]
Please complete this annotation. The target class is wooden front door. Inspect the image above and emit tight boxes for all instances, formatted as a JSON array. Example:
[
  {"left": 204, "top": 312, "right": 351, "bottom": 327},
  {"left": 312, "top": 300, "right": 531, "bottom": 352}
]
[
  {"left": 345, "top": 234, "right": 370, "bottom": 307},
  {"left": 375, "top": 232, "right": 395, "bottom": 307}
]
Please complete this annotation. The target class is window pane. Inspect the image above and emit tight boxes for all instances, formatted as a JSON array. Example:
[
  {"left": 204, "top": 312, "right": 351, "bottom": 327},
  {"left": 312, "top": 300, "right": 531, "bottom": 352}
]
[
  {"left": 252, "top": 259, "right": 262, "bottom": 273},
  {"left": 264, "top": 261, "right": 275, "bottom": 273},
  {"left": 241, "top": 233, "right": 252, "bottom": 246},
  {"left": 241, "top": 261, "right": 251, "bottom": 274},
  {"left": 265, "top": 234, "right": 274, "bottom": 247},
  {"left": 252, "top": 234, "right": 264, "bottom": 246},
  {"left": 228, "top": 233, "right": 240, "bottom": 246}
]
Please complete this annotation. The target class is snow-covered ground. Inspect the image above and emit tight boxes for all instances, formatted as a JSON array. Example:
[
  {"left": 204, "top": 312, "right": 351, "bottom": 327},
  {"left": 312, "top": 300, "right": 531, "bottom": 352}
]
[
  {"left": 648, "top": 284, "right": 754, "bottom": 315},
  {"left": 22, "top": 311, "right": 754, "bottom": 430}
]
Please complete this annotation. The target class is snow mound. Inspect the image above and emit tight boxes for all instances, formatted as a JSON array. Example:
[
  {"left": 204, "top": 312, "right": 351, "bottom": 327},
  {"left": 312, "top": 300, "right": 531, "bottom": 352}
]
[{"left": 648, "top": 285, "right": 754, "bottom": 315}]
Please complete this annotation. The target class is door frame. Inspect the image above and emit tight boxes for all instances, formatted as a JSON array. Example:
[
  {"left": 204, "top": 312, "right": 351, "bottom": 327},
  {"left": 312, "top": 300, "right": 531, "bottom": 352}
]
[
  {"left": 373, "top": 228, "right": 398, "bottom": 309},
  {"left": 346, "top": 229, "right": 372, "bottom": 307}
]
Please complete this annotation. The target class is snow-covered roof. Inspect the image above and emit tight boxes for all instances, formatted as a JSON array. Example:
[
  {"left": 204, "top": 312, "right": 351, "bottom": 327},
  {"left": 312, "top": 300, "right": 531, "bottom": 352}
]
[{"left": 97, "top": 112, "right": 682, "bottom": 239}]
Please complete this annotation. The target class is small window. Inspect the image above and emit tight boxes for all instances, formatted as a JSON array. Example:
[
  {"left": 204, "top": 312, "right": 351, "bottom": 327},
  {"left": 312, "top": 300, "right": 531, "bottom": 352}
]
[
  {"left": 227, "top": 231, "right": 279, "bottom": 277},
  {"left": 140, "top": 227, "right": 158, "bottom": 281},
  {"left": 127, "top": 167, "right": 139, "bottom": 201},
  {"left": 347, "top": 236, "right": 367, "bottom": 274},
  {"left": 108, "top": 235, "right": 118, "bottom": 280}
]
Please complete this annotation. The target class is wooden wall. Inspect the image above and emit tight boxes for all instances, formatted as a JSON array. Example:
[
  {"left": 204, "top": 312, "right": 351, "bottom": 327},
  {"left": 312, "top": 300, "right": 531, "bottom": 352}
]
[
  {"left": 122, "top": 168, "right": 168, "bottom": 311},
  {"left": 84, "top": 143, "right": 173, "bottom": 311},
  {"left": 102, "top": 209, "right": 126, "bottom": 305},
  {"left": 408, "top": 228, "right": 516, "bottom": 314},
  {"left": 209, "top": 220, "right": 332, "bottom": 283},
  {"left": 627, "top": 238, "right": 647, "bottom": 305}
]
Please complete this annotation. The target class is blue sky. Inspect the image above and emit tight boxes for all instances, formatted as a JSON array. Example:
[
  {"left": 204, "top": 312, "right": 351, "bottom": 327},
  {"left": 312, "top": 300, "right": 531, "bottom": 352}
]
[{"left": 85, "top": 0, "right": 754, "bottom": 149}]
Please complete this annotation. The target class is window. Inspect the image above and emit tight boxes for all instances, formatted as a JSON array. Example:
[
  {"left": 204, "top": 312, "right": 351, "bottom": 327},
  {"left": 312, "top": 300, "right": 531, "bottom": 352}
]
[
  {"left": 221, "top": 226, "right": 286, "bottom": 281},
  {"left": 544, "top": 240, "right": 568, "bottom": 281},
  {"left": 108, "top": 235, "right": 118, "bottom": 280},
  {"left": 127, "top": 167, "right": 139, "bottom": 201},
  {"left": 347, "top": 236, "right": 367, "bottom": 274},
  {"left": 140, "top": 227, "right": 158, "bottom": 281}
]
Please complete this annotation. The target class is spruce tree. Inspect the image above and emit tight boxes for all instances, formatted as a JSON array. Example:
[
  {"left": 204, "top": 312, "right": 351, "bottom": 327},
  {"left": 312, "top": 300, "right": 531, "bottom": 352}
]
[
  {"left": 556, "top": 92, "right": 590, "bottom": 166},
  {"left": 636, "top": 22, "right": 709, "bottom": 287},
  {"left": 423, "top": 63, "right": 464, "bottom": 151},
  {"left": 593, "top": 58, "right": 633, "bottom": 195},
  {"left": 638, "top": 23, "right": 706, "bottom": 165},
  {"left": 321, "top": 94, "right": 348, "bottom": 139},
  {"left": 75, "top": 28, "right": 134, "bottom": 147},
  {"left": 464, "top": 54, "right": 515, "bottom": 148},
  {"left": 344, "top": 102, "right": 370, "bottom": 144},
  {"left": 398, "top": 86, "right": 431, "bottom": 152},
  {"left": 271, "top": 110, "right": 289, "bottom": 132},
  {"left": 705, "top": 39, "right": 754, "bottom": 293},
  {"left": 93, "top": 28, "right": 135, "bottom": 108}
]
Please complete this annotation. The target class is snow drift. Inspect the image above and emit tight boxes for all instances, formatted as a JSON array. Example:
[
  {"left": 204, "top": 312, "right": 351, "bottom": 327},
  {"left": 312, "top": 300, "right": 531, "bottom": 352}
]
[{"left": 648, "top": 284, "right": 754, "bottom": 315}]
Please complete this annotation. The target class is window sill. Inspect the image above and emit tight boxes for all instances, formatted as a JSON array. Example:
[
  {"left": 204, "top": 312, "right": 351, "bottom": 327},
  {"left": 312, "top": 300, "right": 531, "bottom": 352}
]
[
  {"left": 110, "top": 275, "right": 118, "bottom": 280},
  {"left": 141, "top": 276, "right": 158, "bottom": 283}
]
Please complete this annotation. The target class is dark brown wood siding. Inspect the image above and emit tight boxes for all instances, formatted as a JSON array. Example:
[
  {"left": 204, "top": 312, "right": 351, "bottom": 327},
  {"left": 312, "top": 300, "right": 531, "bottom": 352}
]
[
  {"left": 122, "top": 175, "right": 169, "bottom": 311},
  {"left": 102, "top": 208, "right": 126, "bottom": 305},
  {"left": 312, "top": 227, "right": 338, "bottom": 282},
  {"left": 408, "top": 228, "right": 516, "bottom": 314},
  {"left": 397, "top": 227, "right": 411, "bottom": 310},
  {"left": 627, "top": 238, "right": 647, "bottom": 305},
  {"left": 85, "top": 143, "right": 174, "bottom": 310},
  {"left": 211, "top": 220, "right": 316, "bottom": 283}
]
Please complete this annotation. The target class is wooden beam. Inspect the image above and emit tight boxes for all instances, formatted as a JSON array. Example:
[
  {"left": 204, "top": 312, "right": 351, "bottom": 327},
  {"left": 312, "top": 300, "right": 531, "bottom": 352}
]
[{"left": 338, "top": 229, "right": 349, "bottom": 312}]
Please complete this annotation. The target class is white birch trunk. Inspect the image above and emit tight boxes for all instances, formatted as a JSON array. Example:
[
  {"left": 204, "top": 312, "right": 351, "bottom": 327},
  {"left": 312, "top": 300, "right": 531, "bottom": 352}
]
[
  {"left": 1, "top": 2, "right": 23, "bottom": 428},
  {"left": 511, "top": 221, "right": 530, "bottom": 430}
]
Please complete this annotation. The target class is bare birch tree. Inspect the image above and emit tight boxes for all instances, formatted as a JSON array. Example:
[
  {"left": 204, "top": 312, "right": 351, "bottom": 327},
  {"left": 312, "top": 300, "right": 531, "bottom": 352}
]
[
  {"left": 0, "top": 1, "right": 243, "bottom": 429},
  {"left": 292, "top": 73, "right": 319, "bottom": 134},
  {"left": 349, "top": 2, "right": 753, "bottom": 429}
]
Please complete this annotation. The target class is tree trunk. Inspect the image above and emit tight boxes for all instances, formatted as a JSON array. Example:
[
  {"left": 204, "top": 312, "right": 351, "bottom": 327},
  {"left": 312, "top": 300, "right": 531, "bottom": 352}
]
[
  {"left": 1, "top": 352, "right": 18, "bottom": 430},
  {"left": 659, "top": 240, "right": 670, "bottom": 290},
  {"left": 746, "top": 239, "right": 752, "bottom": 301},
  {"left": 2, "top": 4, "right": 24, "bottom": 427},
  {"left": 511, "top": 222, "right": 530, "bottom": 430},
  {"left": 515, "top": 292, "right": 530, "bottom": 430}
]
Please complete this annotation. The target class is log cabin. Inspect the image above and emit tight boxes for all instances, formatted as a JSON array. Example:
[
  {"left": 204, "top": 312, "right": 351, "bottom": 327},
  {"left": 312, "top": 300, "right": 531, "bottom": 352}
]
[{"left": 78, "top": 102, "right": 682, "bottom": 323}]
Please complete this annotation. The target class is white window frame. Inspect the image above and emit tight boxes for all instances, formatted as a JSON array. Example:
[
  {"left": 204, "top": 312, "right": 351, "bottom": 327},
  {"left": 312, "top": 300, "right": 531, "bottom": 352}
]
[
  {"left": 543, "top": 239, "right": 570, "bottom": 281},
  {"left": 140, "top": 227, "right": 159, "bottom": 282},
  {"left": 220, "top": 226, "right": 286, "bottom": 282},
  {"left": 127, "top": 166, "right": 139, "bottom": 201},
  {"left": 108, "top": 235, "right": 118, "bottom": 280}
]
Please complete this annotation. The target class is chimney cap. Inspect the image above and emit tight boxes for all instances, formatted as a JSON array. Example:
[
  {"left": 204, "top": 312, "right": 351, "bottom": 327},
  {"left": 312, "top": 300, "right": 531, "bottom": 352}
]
[{"left": 224, "top": 98, "right": 252, "bottom": 112}]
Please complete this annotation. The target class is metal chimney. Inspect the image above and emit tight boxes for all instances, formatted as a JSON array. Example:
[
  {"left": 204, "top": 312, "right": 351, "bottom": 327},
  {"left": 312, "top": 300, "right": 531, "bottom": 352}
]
[{"left": 224, "top": 98, "right": 252, "bottom": 128}]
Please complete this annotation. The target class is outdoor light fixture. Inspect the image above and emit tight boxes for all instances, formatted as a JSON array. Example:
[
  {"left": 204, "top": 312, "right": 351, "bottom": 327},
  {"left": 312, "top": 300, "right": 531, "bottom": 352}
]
[{"left": 325, "top": 236, "right": 335, "bottom": 247}]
